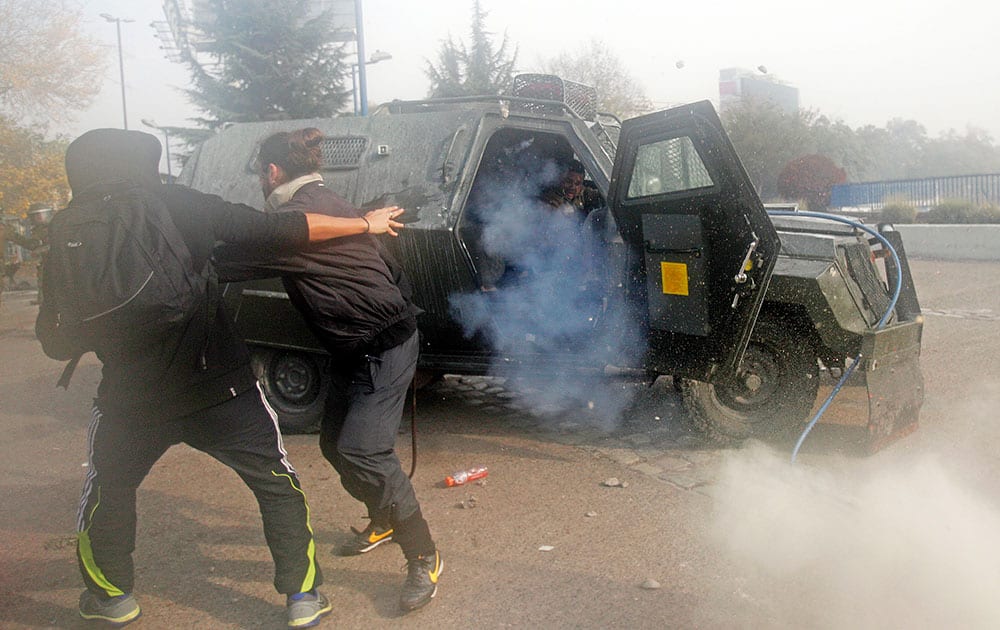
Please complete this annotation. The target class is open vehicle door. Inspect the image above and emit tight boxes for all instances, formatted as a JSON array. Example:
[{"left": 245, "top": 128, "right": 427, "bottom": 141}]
[{"left": 608, "top": 101, "right": 780, "bottom": 382}]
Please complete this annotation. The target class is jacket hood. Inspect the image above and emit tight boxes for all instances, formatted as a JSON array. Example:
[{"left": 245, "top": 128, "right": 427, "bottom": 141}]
[{"left": 65, "top": 128, "right": 163, "bottom": 194}]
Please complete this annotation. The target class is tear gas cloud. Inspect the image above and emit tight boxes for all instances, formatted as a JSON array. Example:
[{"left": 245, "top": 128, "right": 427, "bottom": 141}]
[
  {"left": 711, "top": 433, "right": 1000, "bottom": 629},
  {"left": 449, "top": 149, "right": 645, "bottom": 428}
]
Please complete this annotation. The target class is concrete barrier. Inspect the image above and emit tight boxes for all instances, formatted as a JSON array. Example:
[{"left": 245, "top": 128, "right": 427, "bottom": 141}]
[{"left": 891, "top": 224, "right": 1000, "bottom": 261}]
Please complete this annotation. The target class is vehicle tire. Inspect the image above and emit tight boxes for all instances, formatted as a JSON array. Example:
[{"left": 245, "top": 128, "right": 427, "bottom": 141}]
[
  {"left": 251, "top": 348, "right": 329, "bottom": 434},
  {"left": 680, "top": 314, "right": 819, "bottom": 443}
]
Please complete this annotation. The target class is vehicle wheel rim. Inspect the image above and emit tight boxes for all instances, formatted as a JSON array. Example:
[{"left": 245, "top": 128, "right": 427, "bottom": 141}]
[
  {"left": 270, "top": 354, "right": 319, "bottom": 405},
  {"left": 712, "top": 345, "right": 781, "bottom": 416}
]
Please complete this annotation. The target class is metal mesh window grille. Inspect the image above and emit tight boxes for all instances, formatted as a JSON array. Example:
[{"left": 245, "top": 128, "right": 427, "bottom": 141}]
[
  {"left": 319, "top": 136, "right": 368, "bottom": 169},
  {"left": 246, "top": 136, "right": 369, "bottom": 173},
  {"left": 627, "top": 136, "right": 713, "bottom": 198},
  {"left": 510, "top": 74, "right": 598, "bottom": 120}
]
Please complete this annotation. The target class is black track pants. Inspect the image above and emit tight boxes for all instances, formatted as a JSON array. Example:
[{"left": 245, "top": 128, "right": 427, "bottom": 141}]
[{"left": 76, "top": 383, "right": 323, "bottom": 596}]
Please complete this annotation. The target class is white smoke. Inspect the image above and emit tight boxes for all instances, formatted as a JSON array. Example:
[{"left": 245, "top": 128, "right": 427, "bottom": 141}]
[
  {"left": 711, "top": 441, "right": 1000, "bottom": 629},
  {"left": 449, "top": 150, "right": 645, "bottom": 427}
]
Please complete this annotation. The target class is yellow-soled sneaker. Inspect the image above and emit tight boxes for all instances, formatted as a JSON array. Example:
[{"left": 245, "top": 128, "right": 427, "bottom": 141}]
[
  {"left": 336, "top": 522, "right": 394, "bottom": 556},
  {"left": 399, "top": 550, "right": 443, "bottom": 612},
  {"left": 79, "top": 590, "right": 141, "bottom": 627},
  {"left": 286, "top": 590, "right": 332, "bottom": 628}
]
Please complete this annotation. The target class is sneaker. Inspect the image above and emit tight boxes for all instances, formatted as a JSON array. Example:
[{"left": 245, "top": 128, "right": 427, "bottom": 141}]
[
  {"left": 78, "top": 590, "right": 141, "bottom": 626},
  {"left": 286, "top": 590, "right": 332, "bottom": 628},
  {"left": 336, "top": 522, "right": 394, "bottom": 556},
  {"left": 399, "top": 550, "right": 443, "bottom": 612}
]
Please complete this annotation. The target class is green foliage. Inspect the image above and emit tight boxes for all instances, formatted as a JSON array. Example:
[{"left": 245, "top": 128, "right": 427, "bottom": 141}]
[
  {"left": 722, "top": 100, "right": 1000, "bottom": 203},
  {"left": 0, "top": 117, "right": 70, "bottom": 218},
  {"left": 425, "top": 0, "right": 518, "bottom": 97},
  {"left": 924, "top": 199, "right": 1000, "bottom": 224},
  {"left": 539, "top": 39, "right": 651, "bottom": 119},
  {"left": 178, "top": 0, "right": 350, "bottom": 130},
  {"left": 879, "top": 202, "right": 918, "bottom": 224},
  {"left": 721, "top": 99, "right": 812, "bottom": 200}
]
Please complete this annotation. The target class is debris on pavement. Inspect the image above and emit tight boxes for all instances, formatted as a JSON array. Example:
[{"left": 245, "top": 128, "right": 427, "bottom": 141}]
[{"left": 457, "top": 495, "right": 479, "bottom": 509}]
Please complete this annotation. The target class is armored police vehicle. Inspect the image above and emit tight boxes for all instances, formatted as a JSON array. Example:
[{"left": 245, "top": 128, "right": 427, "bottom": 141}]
[{"left": 178, "top": 74, "right": 923, "bottom": 451}]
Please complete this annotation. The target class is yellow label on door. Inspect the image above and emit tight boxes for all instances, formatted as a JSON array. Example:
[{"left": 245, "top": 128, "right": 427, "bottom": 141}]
[{"left": 660, "top": 262, "right": 689, "bottom": 296}]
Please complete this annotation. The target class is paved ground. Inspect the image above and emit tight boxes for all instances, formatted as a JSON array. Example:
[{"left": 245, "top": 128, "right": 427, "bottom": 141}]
[{"left": 2, "top": 259, "right": 1000, "bottom": 629}]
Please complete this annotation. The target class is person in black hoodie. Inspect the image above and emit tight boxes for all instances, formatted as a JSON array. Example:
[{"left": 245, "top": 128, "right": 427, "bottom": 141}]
[
  {"left": 36, "top": 128, "right": 405, "bottom": 629},
  {"left": 215, "top": 128, "right": 442, "bottom": 613}
]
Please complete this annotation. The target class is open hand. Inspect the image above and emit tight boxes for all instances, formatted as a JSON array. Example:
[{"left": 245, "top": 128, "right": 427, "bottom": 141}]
[{"left": 364, "top": 206, "right": 406, "bottom": 236}]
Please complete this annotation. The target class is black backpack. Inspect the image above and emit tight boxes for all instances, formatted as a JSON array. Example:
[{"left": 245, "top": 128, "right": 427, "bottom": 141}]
[{"left": 41, "top": 180, "right": 213, "bottom": 386}]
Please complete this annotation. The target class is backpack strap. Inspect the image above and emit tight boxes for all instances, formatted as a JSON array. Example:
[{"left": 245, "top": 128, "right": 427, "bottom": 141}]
[
  {"left": 198, "top": 260, "right": 220, "bottom": 371},
  {"left": 56, "top": 354, "right": 83, "bottom": 389}
]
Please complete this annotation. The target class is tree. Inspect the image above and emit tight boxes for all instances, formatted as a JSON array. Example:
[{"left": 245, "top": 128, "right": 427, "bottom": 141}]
[
  {"left": 807, "top": 113, "right": 871, "bottom": 182},
  {"left": 913, "top": 126, "right": 1000, "bottom": 178},
  {"left": 0, "top": 117, "right": 71, "bottom": 217},
  {"left": 0, "top": 0, "right": 106, "bottom": 123},
  {"left": 175, "top": 0, "right": 351, "bottom": 132},
  {"left": 721, "top": 99, "right": 812, "bottom": 200},
  {"left": 776, "top": 154, "right": 846, "bottom": 210},
  {"left": 425, "top": 0, "right": 518, "bottom": 97},
  {"left": 724, "top": 96, "right": 1000, "bottom": 197},
  {"left": 541, "top": 39, "right": 651, "bottom": 120}
]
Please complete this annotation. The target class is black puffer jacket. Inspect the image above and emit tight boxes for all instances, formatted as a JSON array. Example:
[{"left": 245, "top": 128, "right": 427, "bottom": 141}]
[
  {"left": 215, "top": 180, "right": 418, "bottom": 357},
  {"left": 36, "top": 129, "right": 311, "bottom": 419}
]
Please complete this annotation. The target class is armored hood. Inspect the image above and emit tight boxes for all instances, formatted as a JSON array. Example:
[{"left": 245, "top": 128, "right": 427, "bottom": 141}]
[{"left": 65, "top": 128, "right": 163, "bottom": 195}]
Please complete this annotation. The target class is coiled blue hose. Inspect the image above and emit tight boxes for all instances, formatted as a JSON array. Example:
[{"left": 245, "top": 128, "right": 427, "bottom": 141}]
[{"left": 766, "top": 211, "right": 903, "bottom": 463}]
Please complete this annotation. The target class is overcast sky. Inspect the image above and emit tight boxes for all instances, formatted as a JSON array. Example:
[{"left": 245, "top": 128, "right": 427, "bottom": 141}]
[{"left": 67, "top": 0, "right": 999, "bottom": 172}]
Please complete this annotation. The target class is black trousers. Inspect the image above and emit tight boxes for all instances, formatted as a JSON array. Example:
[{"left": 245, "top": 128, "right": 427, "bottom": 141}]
[
  {"left": 77, "top": 383, "right": 323, "bottom": 596},
  {"left": 320, "top": 331, "right": 434, "bottom": 558}
]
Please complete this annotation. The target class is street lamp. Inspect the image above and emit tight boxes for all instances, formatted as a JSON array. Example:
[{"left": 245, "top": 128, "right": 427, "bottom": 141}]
[
  {"left": 141, "top": 119, "right": 172, "bottom": 181},
  {"left": 351, "top": 50, "right": 392, "bottom": 115},
  {"left": 101, "top": 13, "right": 135, "bottom": 130}
]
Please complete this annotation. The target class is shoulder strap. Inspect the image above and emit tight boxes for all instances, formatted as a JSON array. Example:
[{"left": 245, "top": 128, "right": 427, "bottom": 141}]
[{"left": 56, "top": 354, "right": 83, "bottom": 389}]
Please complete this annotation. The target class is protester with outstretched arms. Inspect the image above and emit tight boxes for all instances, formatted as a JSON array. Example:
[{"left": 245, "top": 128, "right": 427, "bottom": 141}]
[
  {"left": 214, "top": 127, "right": 442, "bottom": 613},
  {"left": 35, "top": 128, "right": 403, "bottom": 628}
]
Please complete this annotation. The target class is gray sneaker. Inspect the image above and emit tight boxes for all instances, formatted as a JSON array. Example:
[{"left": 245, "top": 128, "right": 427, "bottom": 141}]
[
  {"left": 286, "top": 590, "right": 332, "bottom": 628},
  {"left": 78, "top": 590, "right": 141, "bottom": 626}
]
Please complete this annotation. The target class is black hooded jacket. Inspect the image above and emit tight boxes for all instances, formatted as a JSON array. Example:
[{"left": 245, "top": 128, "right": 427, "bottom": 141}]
[
  {"left": 214, "top": 180, "right": 418, "bottom": 359},
  {"left": 37, "top": 129, "right": 311, "bottom": 419}
]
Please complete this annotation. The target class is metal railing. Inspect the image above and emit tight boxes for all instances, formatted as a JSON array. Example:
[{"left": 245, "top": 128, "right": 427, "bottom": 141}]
[{"left": 830, "top": 173, "right": 1000, "bottom": 208}]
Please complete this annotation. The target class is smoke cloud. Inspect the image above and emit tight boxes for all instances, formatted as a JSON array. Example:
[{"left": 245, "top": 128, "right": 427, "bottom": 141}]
[
  {"left": 449, "top": 149, "right": 645, "bottom": 428},
  {"left": 711, "top": 440, "right": 1000, "bottom": 629}
]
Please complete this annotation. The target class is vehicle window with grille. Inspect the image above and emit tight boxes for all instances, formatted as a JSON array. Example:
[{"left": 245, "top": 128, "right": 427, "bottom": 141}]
[
  {"left": 246, "top": 136, "right": 369, "bottom": 173},
  {"left": 626, "top": 136, "right": 713, "bottom": 198},
  {"left": 318, "top": 136, "right": 368, "bottom": 169}
]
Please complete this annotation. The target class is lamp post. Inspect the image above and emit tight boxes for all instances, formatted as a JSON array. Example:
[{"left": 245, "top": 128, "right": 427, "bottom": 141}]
[
  {"left": 141, "top": 119, "right": 172, "bottom": 182},
  {"left": 100, "top": 13, "right": 134, "bottom": 130},
  {"left": 351, "top": 50, "right": 392, "bottom": 115}
]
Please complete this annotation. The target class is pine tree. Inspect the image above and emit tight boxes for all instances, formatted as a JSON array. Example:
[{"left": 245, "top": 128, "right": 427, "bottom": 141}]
[
  {"left": 425, "top": 0, "right": 517, "bottom": 98},
  {"left": 176, "top": 0, "right": 351, "bottom": 132}
]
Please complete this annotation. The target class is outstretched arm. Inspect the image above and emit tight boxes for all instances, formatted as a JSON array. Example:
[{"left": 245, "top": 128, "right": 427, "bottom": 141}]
[
  {"left": 214, "top": 206, "right": 408, "bottom": 282},
  {"left": 304, "top": 206, "right": 405, "bottom": 241}
]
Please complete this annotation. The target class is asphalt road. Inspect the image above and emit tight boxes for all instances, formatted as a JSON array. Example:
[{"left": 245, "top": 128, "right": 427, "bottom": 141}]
[{"left": 2, "top": 258, "right": 999, "bottom": 629}]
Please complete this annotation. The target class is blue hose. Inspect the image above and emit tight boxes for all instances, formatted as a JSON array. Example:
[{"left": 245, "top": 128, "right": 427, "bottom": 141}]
[{"left": 766, "top": 211, "right": 903, "bottom": 463}]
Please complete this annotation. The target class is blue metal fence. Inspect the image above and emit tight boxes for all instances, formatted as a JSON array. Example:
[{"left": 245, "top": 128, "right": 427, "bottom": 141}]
[{"left": 830, "top": 173, "right": 1000, "bottom": 208}]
